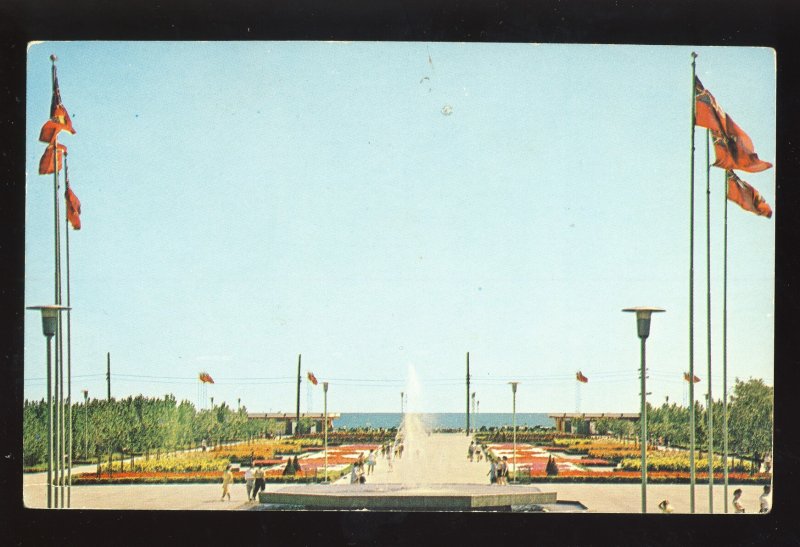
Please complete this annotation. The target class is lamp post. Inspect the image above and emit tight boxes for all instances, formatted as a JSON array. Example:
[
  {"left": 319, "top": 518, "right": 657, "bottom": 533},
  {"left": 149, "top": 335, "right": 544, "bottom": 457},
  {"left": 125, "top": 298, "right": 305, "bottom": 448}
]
[
  {"left": 82, "top": 389, "right": 89, "bottom": 460},
  {"left": 27, "top": 305, "right": 70, "bottom": 509},
  {"left": 623, "top": 306, "right": 665, "bottom": 514},
  {"left": 476, "top": 400, "right": 479, "bottom": 433},
  {"left": 509, "top": 381, "right": 520, "bottom": 483},
  {"left": 400, "top": 391, "right": 404, "bottom": 414},
  {"left": 323, "top": 382, "right": 329, "bottom": 483}
]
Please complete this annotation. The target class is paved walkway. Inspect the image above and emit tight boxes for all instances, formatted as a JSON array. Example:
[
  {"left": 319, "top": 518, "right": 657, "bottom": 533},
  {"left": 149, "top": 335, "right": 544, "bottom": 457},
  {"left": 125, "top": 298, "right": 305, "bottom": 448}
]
[{"left": 22, "top": 432, "right": 770, "bottom": 513}]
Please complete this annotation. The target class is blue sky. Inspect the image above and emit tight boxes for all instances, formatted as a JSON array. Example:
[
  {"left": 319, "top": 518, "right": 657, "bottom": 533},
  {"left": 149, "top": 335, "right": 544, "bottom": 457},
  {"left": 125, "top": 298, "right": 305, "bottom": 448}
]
[{"left": 25, "top": 42, "right": 775, "bottom": 413}]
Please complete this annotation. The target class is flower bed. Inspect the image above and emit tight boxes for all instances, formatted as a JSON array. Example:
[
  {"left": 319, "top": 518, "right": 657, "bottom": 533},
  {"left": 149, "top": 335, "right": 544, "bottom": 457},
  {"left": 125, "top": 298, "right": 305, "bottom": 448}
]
[{"left": 519, "top": 470, "right": 771, "bottom": 484}]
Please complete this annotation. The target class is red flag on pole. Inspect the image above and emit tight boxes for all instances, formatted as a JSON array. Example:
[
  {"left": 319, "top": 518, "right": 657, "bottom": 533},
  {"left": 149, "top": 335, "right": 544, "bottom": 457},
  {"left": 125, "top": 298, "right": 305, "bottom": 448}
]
[
  {"left": 683, "top": 372, "right": 701, "bottom": 383},
  {"left": 307, "top": 371, "right": 318, "bottom": 385},
  {"left": 65, "top": 185, "right": 81, "bottom": 230},
  {"left": 576, "top": 371, "right": 588, "bottom": 383},
  {"left": 38, "top": 143, "right": 67, "bottom": 174},
  {"left": 726, "top": 170, "right": 772, "bottom": 218},
  {"left": 694, "top": 77, "right": 772, "bottom": 173},
  {"left": 710, "top": 116, "right": 773, "bottom": 173},
  {"left": 38, "top": 68, "right": 75, "bottom": 143},
  {"left": 199, "top": 372, "right": 215, "bottom": 384}
]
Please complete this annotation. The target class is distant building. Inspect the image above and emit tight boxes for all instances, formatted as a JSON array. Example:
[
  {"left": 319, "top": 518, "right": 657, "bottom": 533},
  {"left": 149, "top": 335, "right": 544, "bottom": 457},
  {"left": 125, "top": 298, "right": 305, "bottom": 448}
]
[
  {"left": 247, "top": 412, "right": 341, "bottom": 435},
  {"left": 548, "top": 412, "right": 639, "bottom": 435}
]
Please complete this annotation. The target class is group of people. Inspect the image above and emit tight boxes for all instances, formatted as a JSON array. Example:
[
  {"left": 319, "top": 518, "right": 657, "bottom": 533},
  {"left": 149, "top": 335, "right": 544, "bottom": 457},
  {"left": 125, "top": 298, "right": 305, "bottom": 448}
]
[
  {"left": 241, "top": 465, "right": 266, "bottom": 501},
  {"left": 350, "top": 451, "right": 378, "bottom": 484},
  {"left": 467, "top": 441, "right": 484, "bottom": 462},
  {"left": 487, "top": 455, "right": 510, "bottom": 485},
  {"left": 658, "top": 485, "right": 771, "bottom": 514}
]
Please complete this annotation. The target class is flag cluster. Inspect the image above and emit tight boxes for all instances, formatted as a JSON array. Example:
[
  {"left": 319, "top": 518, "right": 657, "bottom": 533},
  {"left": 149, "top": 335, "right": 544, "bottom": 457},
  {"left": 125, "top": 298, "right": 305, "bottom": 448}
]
[
  {"left": 694, "top": 77, "right": 773, "bottom": 218},
  {"left": 575, "top": 371, "right": 589, "bottom": 383},
  {"left": 39, "top": 63, "right": 81, "bottom": 229},
  {"left": 307, "top": 371, "right": 319, "bottom": 385},
  {"left": 199, "top": 372, "right": 215, "bottom": 384},
  {"left": 683, "top": 372, "right": 701, "bottom": 384}
]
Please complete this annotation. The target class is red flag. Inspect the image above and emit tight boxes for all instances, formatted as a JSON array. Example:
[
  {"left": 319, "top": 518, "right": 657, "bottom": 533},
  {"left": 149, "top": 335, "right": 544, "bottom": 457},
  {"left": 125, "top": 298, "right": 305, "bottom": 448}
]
[
  {"left": 683, "top": 372, "right": 701, "bottom": 383},
  {"left": 694, "top": 77, "right": 726, "bottom": 134},
  {"left": 65, "top": 185, "right": 81, "bottom": 230},
  {"left": 199, "top": 372, "right": 215, "bottom": 384},
  {"left": 38, "top": 69, "right": 75, "bottom": 143},
  {"left": 307, "top": 371, "right": 318, "bottom": 385},
  {"left": 576, "top": 371, "right": 588, "bottom": 383},
  {"left": 710, "top": 114, "right": 773, "bottom": 173},
  {"left": 38, "top": 143, "right": 67, "bottom": 175},
  {"left": 726, "top": 170, "right": 772, "bottom": 218}
]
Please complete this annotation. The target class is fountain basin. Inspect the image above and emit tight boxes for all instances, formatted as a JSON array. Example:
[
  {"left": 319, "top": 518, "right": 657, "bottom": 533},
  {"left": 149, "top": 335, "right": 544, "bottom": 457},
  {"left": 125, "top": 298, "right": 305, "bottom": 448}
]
[{"left": 259, "top": 483, "right": 557, "bottom": 511}]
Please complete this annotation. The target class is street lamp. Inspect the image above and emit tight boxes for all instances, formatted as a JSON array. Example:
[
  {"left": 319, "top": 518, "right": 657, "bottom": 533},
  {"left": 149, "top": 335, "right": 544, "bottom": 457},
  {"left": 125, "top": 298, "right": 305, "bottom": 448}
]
[
  {"left": 509, "top": 381, "right": 520, "bottom": 483},
  {"left": 82, "top": 389, "right": 89, "bottom": 460},
  {"left": 27, "top": 304, "right": 70, "bottom": 509},
  {"left": 400, "top": 391, "right": 404, "bottom": 414},
  {"left": 323, "top": 382, "right": 329, "bottom": 483},
  {"left": 471, "top": 392, "right": 476, "bottom": 435},
  {"left": 623, "top": 306, "right": 665, "bottom": 514}
]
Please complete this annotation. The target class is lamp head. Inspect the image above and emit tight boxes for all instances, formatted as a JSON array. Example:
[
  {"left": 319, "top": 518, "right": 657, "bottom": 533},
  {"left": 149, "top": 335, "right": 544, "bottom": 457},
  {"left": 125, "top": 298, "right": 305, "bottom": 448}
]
[
  {"left": 27, "top": 305, "right": 71, "bottom": 338},
  {"left": 508, "top": 381, "right": 520, "bottom": 393},
  {"left": 322, "top": 381, "right": 329, "bottom": 392},
  {"left": 622, "top": 307, "right": 665, "bottom": 339}
]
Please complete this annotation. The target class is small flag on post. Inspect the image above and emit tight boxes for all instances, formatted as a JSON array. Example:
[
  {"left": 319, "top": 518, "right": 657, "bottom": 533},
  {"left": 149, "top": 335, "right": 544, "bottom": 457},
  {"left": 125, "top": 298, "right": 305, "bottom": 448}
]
[
  {"left": 684, "top": 372, "right": 701, "bottom": 383},
  {"left": 726, "top": 170, "right": 773, "bottom": 219},
  {"left": 576, "top": 371, "right": 589, "bottom": 383},
  {"left": 38, "top": 143, "right": 67, "bottom": 175},
  {"left": 307, "top": 371, "right": 318, "bottom": 385},
  {"left": 199, "top": 372, "right": 215, "bottom": 384},
  {"left": 65, "top": 185, "right": 81, "bottom": 230},
  {"left": 38, "top": 68, "right": 75, "bottom": 143}
]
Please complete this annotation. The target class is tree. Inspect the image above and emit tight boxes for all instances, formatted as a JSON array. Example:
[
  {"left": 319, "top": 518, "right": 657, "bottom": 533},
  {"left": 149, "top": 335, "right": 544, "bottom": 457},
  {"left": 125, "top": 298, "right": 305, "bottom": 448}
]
[{"left": 728, "top": 378, "right": 773, "bottom": 473}]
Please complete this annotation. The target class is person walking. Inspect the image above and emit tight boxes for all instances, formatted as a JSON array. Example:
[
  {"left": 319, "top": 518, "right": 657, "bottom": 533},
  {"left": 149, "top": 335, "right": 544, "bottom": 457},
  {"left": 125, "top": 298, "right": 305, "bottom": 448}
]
[
  {"left": 221, "top": 464, "right": 234, "bottom": 501},
  {"left": 497, "top": 456, "right": 509, "bottom": 485},
  {"left": 488, "top": 458, "right": 497, "bottom": 485},
  {"left": 366, "top": 450, "right": 376, "bottom": 475},
  {"left": 252, "top": 465, "right": 265, "bottom": 501},
  {"left": 759, "top": 485, "right": 771, "bottom": 513},
  {"left": 468, "top": 441, "right": 475, "bottom": 462},
  {"left": 244, "top": 466, "right": 255, "bottom": 501},
  {"left": 733, "top": 488, "right": 745, "bottom": 513}
]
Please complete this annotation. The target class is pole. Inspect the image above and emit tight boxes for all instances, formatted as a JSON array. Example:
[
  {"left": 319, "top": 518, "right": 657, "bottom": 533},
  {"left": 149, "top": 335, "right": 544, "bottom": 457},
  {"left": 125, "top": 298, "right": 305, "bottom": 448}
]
[
  {"left": 106, "top": 352, "right": 111, "bottom": 401},
  {"left": 471, "top": 392, "right": 476, "bottom": 435},
  {"left": 706, "top": 129, "right": 714, "bottom": 513},
  {"left": 688, "top": 51, "right": 698, "bottom": 513},
  {"left": 723, "top": 169, "right": 730, "bottom": 512},
  {"left": 476, "top": 400, "right": 479, "bottom": 433},
  {"left": 466, "top": 352, "right": 470, "bottom": 436},
  {"left": 296, "top": 354, "right": 301, "bottom": 435},
  {"left": 400, "top": 391, "right": 404, "bottom": 414},
  {"left": 46, "top": 334, "right": 54, "bottom": 508},
  {"left": 65, "top": 174, "right": 73, "bottom": 507},
  {"left": 640, "top": 337, "right": 648, "bottom": 513},
  {"left": 323, "top": 382, "right": 329, "bottom": 482},
  {"left": 512, "top": 384, "right": 517, "bottom": 483},
  {"left": 84, "top": 391, "right": 88, "bottom": 461}
]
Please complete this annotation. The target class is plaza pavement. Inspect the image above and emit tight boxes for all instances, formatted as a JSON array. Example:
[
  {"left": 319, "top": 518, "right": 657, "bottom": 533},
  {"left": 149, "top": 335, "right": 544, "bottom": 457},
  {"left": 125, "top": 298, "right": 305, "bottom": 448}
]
[{"left": 23, "top": 433, "right": 769, "bottom": 513}]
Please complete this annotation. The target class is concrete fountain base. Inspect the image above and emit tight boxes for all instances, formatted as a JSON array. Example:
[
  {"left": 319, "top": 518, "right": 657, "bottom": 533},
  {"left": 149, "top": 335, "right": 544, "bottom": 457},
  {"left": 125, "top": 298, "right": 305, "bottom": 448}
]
[{"left": 259, "top": 483, "right": 558, "bottom": 511}]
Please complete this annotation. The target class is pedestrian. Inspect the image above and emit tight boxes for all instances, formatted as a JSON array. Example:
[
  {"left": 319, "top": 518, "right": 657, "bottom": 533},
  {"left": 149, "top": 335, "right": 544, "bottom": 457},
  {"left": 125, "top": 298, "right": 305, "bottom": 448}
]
[
  {"left": 221, "top": 464, "right": 233, "bottom": 501},
  {"left": 476, "top": 446, "right": 483, "bottom": 462},
  {"left": 733, "top": 488, "right": 745, "bottom": 513},
  {"left": 658, "top": 499, "right": 674, "bottom": 513},
  {"left": 366, "top": 450, "right": 376, "bottom": 475},
  {"left": 244, "top": 466, "right": 255, "bottom": 500},
  {"left": 498, "top": 456, "right": 509, "bottom": 485},
  {"left": 488, "top": 458, "right": 497, "bottom": 485},
  {"left": 350, "top": 463, "right": 360, "bottom": 484},
  {"left": 759, "top": 485, "right": 771, "bottom": 513},
  {"left": 468, "top": 441, "right": 475, "bottom": 462},
  {"left": 253, "top": 465, "right": 265, "bottom": 500}
]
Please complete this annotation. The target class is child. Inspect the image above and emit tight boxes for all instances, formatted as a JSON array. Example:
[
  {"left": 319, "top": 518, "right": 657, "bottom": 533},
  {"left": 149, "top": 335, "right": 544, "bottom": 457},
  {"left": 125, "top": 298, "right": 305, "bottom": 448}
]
[
  {"left": 759, "top": 485, "right": 771, "bottom": 513},
  {"left": 733, "top": 488, "right": 745, "bottom": 513}
]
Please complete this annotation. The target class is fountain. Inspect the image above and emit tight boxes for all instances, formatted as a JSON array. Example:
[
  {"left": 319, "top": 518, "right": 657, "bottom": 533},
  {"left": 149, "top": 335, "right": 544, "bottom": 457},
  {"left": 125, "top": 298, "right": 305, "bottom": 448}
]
[{"left": 258, "top": 364, "right": 571, "bottom": 511}]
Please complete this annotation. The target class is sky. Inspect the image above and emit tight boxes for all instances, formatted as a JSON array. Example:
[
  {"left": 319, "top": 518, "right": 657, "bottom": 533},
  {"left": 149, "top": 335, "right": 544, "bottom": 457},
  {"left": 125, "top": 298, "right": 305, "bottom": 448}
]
[{"left": 24, "top": 42, "right": 775, "bottom": 414}]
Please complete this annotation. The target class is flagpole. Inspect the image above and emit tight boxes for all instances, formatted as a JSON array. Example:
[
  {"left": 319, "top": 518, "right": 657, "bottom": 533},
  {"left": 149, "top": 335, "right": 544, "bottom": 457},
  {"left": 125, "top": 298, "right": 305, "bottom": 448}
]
[
  {"left": 722, "top": 169, "right": 729, "bottom": 512},
  {"left": 688, "top": 51, "right": 698, "bottom": 514},
  {"left": 705, "top": 129, "right": 714, "bottom": 513},
  {"left": 65, "top": 158, "right": 73, "bottom": 508}
]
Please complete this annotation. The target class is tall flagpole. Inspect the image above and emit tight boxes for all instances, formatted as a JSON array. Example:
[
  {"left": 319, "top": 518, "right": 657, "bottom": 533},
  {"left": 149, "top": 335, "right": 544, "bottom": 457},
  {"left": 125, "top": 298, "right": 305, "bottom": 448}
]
[
  {"left": 688, "top": 51, "right": 698, "bottom": 514},
  {"left": 722, "top": 169, "right": 730, "bottom": 512},
  {"left": 65, "top": 157, "right": 73, "bottom": 508},
  {"left": 466, "top": 352, "right": 470, "bottom": 436},
  {"left": 705, "top": 129, "right": 714, "bottom": 514}
]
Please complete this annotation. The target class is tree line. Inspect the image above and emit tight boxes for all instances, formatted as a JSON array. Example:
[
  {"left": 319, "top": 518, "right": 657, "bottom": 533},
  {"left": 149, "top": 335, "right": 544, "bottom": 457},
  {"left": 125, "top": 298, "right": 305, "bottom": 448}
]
[
  {"left": 595, "top": 378, "right": 773, "bottom": 471},
  {"left": 23, "top": 394, "right": 284, "bottom": 467}
]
